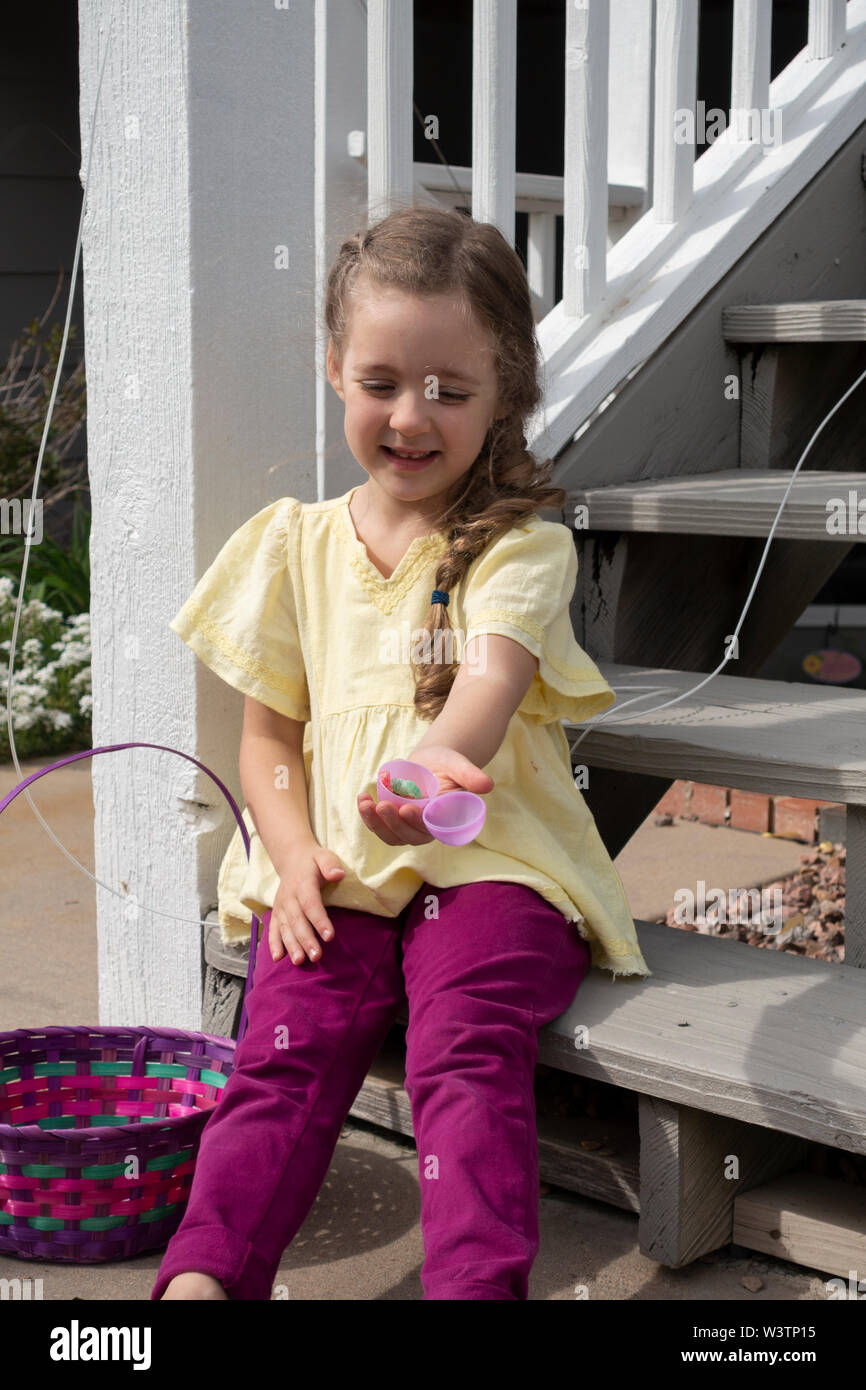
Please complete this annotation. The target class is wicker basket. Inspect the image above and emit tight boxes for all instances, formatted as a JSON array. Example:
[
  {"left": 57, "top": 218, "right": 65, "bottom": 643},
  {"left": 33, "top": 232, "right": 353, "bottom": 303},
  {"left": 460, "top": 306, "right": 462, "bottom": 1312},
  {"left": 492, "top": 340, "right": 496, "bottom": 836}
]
[{"left": 0, "top": 742, "right": 263, "bottom": 1263}]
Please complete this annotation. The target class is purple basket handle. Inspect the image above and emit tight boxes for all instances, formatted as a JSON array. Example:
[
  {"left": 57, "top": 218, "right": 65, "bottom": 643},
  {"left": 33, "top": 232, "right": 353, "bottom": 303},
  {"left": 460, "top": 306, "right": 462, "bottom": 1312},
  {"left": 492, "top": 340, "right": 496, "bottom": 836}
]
[{"left": 0, "top": 742, "right": 262, "bottom": 1042}]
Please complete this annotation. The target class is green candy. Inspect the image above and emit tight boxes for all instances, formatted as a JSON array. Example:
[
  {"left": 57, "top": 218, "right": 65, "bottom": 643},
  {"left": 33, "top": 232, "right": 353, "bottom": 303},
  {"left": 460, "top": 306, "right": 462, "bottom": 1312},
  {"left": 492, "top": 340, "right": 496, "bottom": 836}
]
[{"left": 391, "top": 776, "right": 422, "bottom": 798}]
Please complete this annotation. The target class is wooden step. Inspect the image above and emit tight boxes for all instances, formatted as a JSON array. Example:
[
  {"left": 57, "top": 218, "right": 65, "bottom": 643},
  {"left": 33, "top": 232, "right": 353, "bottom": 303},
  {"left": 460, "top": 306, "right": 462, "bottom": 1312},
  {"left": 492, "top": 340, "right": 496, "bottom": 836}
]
[
  {"left": 568, "top": 468, "right": 865, "bottom": 539},
  {"left": 732, "top": 1172, "right": 866, "bottom": 1281},
  {"left": 544, "top": 921, "right": 866, "bottom": 1155},
  {"left": 722, "top": 300, "right": 866, "bottom": 342},
  {"left": 204, "top": 916, "right": 866, "bottom": 1153},
  {"left": 569, "top": 662, "right": 866, "bottom": 806}
]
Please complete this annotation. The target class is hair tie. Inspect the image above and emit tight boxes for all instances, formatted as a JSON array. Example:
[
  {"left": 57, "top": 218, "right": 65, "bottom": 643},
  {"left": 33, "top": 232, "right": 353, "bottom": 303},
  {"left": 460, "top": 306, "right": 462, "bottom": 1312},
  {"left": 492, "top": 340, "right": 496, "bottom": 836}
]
[{"left": 431, "top": 589, "right": 449, "bottom": 608}]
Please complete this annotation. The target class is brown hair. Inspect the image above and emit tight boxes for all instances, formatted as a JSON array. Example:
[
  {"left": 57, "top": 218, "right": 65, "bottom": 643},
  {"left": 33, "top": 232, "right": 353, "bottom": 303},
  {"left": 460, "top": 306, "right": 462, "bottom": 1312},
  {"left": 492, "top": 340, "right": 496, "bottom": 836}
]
[{"left": 324, "top": 203, "right": 568, "bottom": 721}]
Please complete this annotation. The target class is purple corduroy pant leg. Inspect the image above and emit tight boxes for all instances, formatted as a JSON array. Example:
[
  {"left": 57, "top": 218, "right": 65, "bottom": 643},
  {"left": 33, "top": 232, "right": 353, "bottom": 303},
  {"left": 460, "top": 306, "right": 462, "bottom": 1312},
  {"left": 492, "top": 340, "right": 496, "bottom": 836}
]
[{"left": 149, "top": 880, "right": 591, "bottom": 1301}]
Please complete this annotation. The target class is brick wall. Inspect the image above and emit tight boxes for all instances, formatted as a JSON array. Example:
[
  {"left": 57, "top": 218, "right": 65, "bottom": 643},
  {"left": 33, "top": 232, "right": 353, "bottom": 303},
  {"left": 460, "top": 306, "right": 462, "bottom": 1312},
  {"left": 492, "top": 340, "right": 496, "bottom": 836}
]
[{"left": 653, "top": 781, "right": 844, "bottom": 844}]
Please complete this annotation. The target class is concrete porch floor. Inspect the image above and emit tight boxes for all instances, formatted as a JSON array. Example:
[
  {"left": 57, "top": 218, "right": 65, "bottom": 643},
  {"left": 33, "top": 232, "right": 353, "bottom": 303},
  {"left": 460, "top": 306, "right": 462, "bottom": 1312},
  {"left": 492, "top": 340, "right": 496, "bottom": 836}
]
[{"left": 0, "top": 754, "right": 836, "bottom": 1300}]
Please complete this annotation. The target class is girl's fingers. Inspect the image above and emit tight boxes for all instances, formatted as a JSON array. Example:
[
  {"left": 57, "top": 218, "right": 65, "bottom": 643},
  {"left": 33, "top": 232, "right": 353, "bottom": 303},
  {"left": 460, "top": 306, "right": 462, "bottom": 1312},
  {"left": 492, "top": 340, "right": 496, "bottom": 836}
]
[
  {"left": 269, "top": 914, "right": 320, "bottom": 965},
  {"left": 269, "top": 920, "right": 300, "bottom": 963},
  {"left": 357, "top": 793, "right": 399, "bottom": 845},
  {"left": 356, "top": 792, "right": 431, "bottom": 845},
  {"left": 378, "top": 802, "right": 431, "bottom": 843}
]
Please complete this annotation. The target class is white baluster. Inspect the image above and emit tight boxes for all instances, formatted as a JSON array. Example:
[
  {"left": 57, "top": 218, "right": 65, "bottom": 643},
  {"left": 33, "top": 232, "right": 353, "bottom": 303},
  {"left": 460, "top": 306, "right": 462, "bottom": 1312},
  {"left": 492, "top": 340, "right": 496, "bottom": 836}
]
[
  {"left": 367, "top": 0, "right": 414, "bottom": 219},
  {"left": 563, "top": 0, "right": 609, "bottom": 318},
  {"left": 652, "top": 0, "right": 698, "bottom": 224},
  {"left": 731, "top": 0, "right": 772, "bottom": 143},
  {"left": 808, "top": 0, "right": 847, "bottom": 59},
  {"left": 528, "top": 211, "right": 557, "bottom": 320},
  {"left": 472, "top": 0, "right": 517, "bottom": 244}
]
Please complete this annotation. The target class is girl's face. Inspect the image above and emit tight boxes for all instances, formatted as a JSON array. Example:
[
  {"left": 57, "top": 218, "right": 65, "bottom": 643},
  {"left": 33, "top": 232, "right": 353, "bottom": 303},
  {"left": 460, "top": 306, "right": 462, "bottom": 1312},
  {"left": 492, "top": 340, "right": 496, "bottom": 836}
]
[{"left": 327, "top": 281, "right": 505, "bottom": 516}]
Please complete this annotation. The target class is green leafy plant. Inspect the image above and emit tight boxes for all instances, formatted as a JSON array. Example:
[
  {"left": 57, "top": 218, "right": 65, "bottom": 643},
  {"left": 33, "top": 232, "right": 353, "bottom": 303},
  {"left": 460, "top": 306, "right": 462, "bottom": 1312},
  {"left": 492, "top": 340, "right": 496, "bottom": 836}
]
[{"left": 0, "top": 493, "right": 90, "bottom": 618}]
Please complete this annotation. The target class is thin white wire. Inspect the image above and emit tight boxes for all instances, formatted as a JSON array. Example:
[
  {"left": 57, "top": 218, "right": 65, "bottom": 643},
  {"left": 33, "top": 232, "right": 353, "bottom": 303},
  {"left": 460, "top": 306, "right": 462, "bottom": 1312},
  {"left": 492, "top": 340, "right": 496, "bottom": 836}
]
[
  {"left": 3, "top": 0, "right": 221, "bottom": 934},
  {"left": 569, "top": 359, "right": 866, "bottom": 754}
]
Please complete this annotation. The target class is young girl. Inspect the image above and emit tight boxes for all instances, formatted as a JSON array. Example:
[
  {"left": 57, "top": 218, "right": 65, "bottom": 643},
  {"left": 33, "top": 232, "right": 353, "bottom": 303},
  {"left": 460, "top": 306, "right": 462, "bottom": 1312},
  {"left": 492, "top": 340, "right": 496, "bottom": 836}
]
[{"left": 151, "top": 205, "right": 650, "bottom": 1303}]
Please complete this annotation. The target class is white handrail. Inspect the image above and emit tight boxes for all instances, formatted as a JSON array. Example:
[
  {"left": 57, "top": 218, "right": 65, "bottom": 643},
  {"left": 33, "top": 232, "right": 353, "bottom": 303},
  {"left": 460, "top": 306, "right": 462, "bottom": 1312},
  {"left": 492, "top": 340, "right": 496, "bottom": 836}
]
[{"left": 412, "top": 162, "right": 645, "bottom": 212}]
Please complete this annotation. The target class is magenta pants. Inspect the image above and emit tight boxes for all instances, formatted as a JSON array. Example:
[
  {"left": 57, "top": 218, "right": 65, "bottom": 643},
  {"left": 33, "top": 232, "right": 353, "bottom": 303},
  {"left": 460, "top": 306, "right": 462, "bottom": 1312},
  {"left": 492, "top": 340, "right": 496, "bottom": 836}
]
[{"left": 150, "top": 880, "right": 592, "bottom": 1301}]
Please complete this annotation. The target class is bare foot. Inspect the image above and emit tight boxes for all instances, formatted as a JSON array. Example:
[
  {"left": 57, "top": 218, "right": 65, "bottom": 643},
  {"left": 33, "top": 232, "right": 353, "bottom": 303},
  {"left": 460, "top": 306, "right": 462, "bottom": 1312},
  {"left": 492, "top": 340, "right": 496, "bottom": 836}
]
[{"left": 161, "top": 1272, "right": 229, "bottom": 1300}]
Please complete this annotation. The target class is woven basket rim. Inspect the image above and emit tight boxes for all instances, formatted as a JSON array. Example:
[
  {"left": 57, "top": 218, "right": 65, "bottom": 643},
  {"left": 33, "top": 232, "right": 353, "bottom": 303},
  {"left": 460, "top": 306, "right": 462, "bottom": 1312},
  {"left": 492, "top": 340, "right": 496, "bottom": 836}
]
[
  {"left": 0, "top": 1024, "right": 233, "bottom": 1044},
  {"left": 0, "top": 1024, "right": 236, "bottom": 1143}
]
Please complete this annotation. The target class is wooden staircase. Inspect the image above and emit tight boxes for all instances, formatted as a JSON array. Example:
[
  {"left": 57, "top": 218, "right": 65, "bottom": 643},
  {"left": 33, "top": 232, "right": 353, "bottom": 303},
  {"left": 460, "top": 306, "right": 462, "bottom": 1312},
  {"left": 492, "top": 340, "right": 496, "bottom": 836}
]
[{"left": 552, "top": 298, "right": 866, "bottom": 1273}]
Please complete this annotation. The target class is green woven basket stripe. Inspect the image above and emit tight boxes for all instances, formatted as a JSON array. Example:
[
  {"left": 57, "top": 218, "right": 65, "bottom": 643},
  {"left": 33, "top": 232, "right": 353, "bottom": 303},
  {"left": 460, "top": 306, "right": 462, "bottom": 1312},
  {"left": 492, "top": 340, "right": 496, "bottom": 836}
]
[
  {"left": 89, "top": 1063, "right": 187, "bottom": 1078},
  {"left": 139, "top": 1203, "right": 179, "bottom": 1224},
  {"left": 199, "top": 1069, "right": 228, "bottom": 1088},
  {"left": 1, "top": 1149, "right": 194, "bottom": 1179},
  {"left": 0, "top": 1064, "right": 227, "bottom": 1098},
  {"left": 29, "top": 1115, "right": 162, "bottom": 1130},
  {"left": 8, "top": 1205, "right": 178, "bottom": 1232},
  {"left": 30, "top": 1062, "right": 215, "bottom": 1080},
  {"left": 144, "top": 1150, "right": 194, "bottom": 1171},
  {"left": 14, "top": 1163, "right": 68, "bottom": 1178}
]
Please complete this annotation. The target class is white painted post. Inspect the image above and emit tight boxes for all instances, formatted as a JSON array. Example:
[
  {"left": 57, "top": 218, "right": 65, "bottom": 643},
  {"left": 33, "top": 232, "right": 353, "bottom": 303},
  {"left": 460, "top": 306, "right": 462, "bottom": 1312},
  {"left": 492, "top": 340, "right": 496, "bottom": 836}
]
[
  {"left": 731, "top": 0, "right": 772, "bottom": 142},
  {"left": 563, "top": 0, "right": 609, "bottom": 318},
  {"left": 652, "top": 0, "right": 698, "bottom": 224},
  {"left": 78, "top": 0, "right": 317, "bottom": 1029},
  {"left": 315, "top": 0, "right": 368, "bottom": 500},
  {"left": 472, "top": 0, "right": 517, "bottom": 245},
  {"left": 808, "top": 0, "right": 847, "bottom": 59},
  {"left": 367, "top": 0, "right": 414, "bottom": 219}
]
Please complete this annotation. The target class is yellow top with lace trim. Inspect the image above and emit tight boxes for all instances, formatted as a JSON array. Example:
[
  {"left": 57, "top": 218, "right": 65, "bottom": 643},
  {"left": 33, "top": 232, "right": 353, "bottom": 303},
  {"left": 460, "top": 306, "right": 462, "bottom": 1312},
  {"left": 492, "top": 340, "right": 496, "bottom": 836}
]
[{"left": 168, "top": 486, "right": 651, "bottom": 980}]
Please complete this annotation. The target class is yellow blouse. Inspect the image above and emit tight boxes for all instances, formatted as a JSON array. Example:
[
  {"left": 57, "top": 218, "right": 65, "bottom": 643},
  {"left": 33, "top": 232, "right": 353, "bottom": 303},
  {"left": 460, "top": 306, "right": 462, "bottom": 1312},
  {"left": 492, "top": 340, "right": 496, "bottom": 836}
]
[{"left": 168, "top": 486, "right": 651, "bottom": 980}]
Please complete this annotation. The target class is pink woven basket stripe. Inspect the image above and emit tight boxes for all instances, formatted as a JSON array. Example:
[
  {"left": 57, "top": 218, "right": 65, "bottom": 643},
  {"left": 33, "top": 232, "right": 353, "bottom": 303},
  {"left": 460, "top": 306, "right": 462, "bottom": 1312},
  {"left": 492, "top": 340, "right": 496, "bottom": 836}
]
[
  {"left": 7, "top": 1182, "right": 191, "bottom": 1220},
  {"left": 4, "top": 1100, "right": 210, "bottom": 1124},
  {"left": 2, "top": 1078, "right": 222, "bottom": 1105},
  {"left": 1, "top": 1082, "right": 219, "bottom": 1109}
]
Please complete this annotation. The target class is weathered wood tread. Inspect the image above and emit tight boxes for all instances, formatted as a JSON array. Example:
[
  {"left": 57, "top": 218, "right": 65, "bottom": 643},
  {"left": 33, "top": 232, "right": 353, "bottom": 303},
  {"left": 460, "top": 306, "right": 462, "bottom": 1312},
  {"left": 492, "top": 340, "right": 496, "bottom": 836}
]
[
  {"left": 541, "top": 921, "right": 866, "bottom": 1154},
  {"left": 722, "top": 300, "right": 866, "bottom": 341},
  {"left": 568, "top": 468, "right": 865, "bottom": 539},
  {"left": 569, "top": 662, "right": 866, "bottom": 804}
]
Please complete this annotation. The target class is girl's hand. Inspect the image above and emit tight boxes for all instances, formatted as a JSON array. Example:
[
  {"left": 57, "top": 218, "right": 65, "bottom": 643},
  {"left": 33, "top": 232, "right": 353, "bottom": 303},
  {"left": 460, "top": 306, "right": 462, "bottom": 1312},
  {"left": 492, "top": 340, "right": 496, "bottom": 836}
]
[
  {"left": 357, "top": 746, "right": 494, "bottom": 846},
  {"left": 269, "top": 839, "right": 346, "bottom": 964}
]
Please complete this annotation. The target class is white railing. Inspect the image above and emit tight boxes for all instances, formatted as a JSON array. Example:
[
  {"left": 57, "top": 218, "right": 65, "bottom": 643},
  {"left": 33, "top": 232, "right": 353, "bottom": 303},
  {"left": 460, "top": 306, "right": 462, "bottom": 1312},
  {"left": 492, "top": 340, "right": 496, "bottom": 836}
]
[
  {"left": 358, "top": 0, "right": 865, "bottom": 458},
  {"left": 410, "top": 164, "right": 644, "bottom": 319}
]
